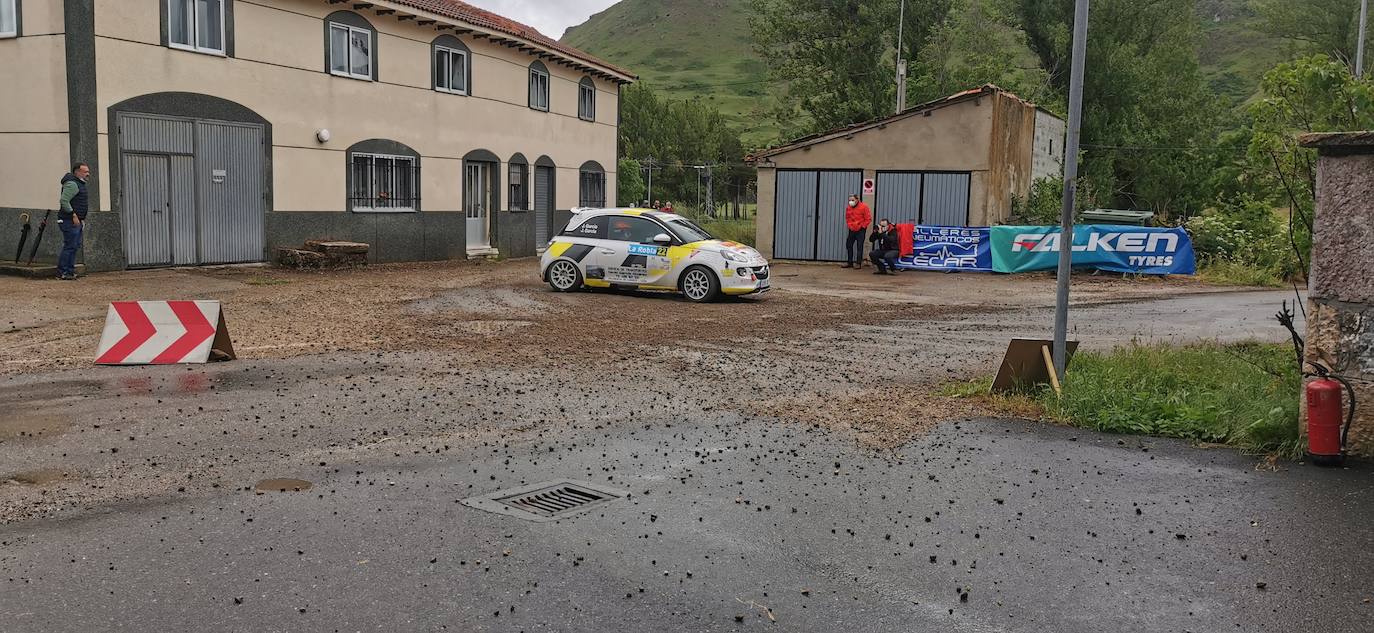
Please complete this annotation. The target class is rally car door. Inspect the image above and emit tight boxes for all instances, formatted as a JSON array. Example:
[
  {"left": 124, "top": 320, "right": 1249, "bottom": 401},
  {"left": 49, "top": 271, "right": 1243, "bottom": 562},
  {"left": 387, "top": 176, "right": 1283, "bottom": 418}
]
[{"left": 600, "top": 216, "right": 675, "bottom": 287}]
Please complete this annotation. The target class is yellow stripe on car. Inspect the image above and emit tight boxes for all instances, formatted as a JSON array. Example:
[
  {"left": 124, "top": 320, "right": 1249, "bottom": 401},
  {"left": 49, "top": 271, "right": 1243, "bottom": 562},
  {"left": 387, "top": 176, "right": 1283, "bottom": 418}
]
[{"left": 547, "top": 241, "right": 574, "bottom": 258}]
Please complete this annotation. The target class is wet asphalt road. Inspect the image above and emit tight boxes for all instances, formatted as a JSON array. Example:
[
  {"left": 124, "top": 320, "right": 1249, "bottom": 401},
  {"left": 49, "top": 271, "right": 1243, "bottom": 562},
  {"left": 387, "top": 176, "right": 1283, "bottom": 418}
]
[
  {"left": 2, "top": 288, "right": 1372, "bottom": 631},
  {"left": 3, "top": 414, "right": 1371, "bottom": 632}
]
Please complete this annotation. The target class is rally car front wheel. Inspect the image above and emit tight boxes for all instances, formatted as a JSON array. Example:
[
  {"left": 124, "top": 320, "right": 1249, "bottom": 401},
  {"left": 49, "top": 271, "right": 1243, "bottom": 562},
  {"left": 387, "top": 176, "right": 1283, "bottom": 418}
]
[
  {"left": 680, "top": 266, "right": 720, "bottom": 303},
  {"left": 547, "top": 260, "right": 583, "bottom": 292}
]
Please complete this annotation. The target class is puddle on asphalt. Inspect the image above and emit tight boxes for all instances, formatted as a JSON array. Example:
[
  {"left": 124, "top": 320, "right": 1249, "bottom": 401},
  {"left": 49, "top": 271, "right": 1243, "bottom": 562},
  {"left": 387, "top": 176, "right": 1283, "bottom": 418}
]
[
  {"left": 4, "top": 468, "right": 74, "bottom": 486},
  {"left": 0, "top": 415, "right": 72, "bottom": 441},
  {"left": 254, "top": 478, "right": 313, "bottom": 494}
]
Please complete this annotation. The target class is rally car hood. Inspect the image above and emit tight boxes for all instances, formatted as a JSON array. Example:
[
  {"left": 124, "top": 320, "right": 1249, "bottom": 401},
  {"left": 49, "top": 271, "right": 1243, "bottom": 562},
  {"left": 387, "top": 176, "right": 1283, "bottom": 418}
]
[{"left": 684, "top": 240, "right": 768, "bottom": 265}]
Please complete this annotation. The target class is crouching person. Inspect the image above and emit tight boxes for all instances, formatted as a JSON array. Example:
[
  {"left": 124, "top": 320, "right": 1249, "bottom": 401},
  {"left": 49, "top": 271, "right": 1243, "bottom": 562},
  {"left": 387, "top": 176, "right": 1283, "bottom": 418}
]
[{"left": 868, "top": 218, "right": 900, "bottom": 275}]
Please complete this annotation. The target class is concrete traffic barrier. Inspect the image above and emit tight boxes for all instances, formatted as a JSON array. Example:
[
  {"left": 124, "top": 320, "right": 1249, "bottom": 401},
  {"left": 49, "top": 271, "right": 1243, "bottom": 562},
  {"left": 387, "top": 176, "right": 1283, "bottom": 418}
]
[{"left": 94, "top": 300, "right": 236, "bottom": 365}]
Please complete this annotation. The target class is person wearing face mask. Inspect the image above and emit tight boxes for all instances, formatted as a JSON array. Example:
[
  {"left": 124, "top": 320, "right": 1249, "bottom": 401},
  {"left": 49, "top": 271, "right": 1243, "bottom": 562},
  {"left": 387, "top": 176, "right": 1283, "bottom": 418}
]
[
  {"left": 868, "top": 218, "right": 900, "bottom": 275},
  {"left": 843, "top": 194, "right": 871, "bottom": 269}
]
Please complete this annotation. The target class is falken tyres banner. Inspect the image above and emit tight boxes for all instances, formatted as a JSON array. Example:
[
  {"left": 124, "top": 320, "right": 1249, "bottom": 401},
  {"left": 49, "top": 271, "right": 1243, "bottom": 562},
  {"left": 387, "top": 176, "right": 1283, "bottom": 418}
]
[
  {"left": 990, "top": 225, "right": 1196, "bottom": 275},
  {"left": 895, "top": 226, "right": 993, "bottom": 272}
]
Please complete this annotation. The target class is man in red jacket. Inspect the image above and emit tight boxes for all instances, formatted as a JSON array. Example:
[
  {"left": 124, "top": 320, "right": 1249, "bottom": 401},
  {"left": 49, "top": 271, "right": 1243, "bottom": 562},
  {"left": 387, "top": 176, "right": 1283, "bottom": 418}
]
[{"left": 843, "top": 194, "right": 872, "bottom": 268}]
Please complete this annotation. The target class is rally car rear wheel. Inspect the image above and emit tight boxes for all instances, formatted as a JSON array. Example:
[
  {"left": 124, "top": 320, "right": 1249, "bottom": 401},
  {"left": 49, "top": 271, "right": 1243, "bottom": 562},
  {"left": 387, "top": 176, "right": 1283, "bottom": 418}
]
[
  {"left": 680, "top": 266, "right": 720, "bottom": 303},
  {"left": 548, "top": 260, "right": 583, "bottom": 292}
]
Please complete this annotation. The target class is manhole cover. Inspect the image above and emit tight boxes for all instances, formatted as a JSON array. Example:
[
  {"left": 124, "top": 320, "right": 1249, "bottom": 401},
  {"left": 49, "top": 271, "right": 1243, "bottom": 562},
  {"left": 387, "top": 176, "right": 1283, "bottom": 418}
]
[{"left": 461, "top": 480, "right": 626, "bottom": 522}]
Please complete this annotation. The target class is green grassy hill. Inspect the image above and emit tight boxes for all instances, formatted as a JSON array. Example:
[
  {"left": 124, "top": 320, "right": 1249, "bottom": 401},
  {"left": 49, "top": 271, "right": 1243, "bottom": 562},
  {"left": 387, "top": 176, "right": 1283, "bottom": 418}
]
[
  {"left": 561, "top": 0, "right": 772, "bottom": 142},
  {"left": 564, "top": 0, "right": 1288, "bottom": 143}
]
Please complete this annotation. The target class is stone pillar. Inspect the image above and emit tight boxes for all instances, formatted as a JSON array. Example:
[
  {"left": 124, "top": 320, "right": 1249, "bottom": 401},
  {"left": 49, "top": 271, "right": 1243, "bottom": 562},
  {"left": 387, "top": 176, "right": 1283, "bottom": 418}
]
[{"left": 1298, "top": 132, "right": 1374, "bottom": 457}]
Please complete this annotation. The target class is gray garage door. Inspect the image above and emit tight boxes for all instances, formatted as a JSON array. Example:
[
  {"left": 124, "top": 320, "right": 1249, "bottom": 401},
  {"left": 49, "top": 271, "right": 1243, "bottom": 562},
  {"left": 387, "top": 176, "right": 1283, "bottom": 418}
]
[
  {"left": 534, "top": 165, "right": 554, "bottom": 250},
  {"left": 875, "top": 172, "right": 922, "bottom": 224},
  {"left": 773, "top": 170, "right": 818, "bottom": 260},
  {"left": 773, "top": 170, "right": 864, "bottom": 261},
  {"left": 118, "top": 112, "right": 266, "bottom": 267},
  {"left": 922, "top": 172, "right": 971, "bottom": 226},
  {"left": 814, "top": 170, "right": 863, "bottom": 262}
]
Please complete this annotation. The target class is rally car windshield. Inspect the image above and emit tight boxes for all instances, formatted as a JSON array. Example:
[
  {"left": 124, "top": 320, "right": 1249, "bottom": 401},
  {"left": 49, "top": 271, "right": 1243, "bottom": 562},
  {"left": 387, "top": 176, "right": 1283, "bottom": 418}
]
[{"left": 666, "top": 219, "right": 714, "bottom": 243}]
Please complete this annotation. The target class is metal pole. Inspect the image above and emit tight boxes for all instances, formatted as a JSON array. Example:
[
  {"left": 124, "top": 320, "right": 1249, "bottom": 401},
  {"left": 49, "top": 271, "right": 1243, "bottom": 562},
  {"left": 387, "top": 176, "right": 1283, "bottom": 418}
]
[
  {"left": 645, "top": 156, "right": 653, "bottom": 204},
  {"left": 1358, "top": 0, "right": 1368, "bottom": 78},
  {"left": 895, "top": 0, "right": 907, "bottom": 114},
  {"left": 1053, "top": 0, "right": 1090, "bottom": 378}
]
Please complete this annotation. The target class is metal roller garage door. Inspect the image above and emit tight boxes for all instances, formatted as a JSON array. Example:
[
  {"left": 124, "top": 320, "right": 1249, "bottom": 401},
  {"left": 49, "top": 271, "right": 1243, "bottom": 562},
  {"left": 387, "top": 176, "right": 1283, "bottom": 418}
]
[
  {"left": 814, "top": 171, "right": 863, "bottom": 262},
  {"left": 773, "top": 170, "right": 818, "bottom": 260},
  {"left": 773, "top": 170, "right": 863, "bottom": 261},
  {"left": 921, "top": 172, "right": 971, "bottom": 226},
  {"left": 118, "top": 112, "right": 266, "bottom": 267},
  {"left": 875, "top": 172, "right": 922, "bottom": 224}
]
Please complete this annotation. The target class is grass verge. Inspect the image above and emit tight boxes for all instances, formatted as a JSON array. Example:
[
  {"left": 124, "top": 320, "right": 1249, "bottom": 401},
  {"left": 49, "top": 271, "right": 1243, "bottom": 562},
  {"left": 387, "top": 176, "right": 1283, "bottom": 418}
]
[
  {"left": 944, "top": 341, "right": 1303, "bottom": 457},
  {"left": 693, "top": 218, "right": 757, "bottom": 247},
  {"left": 1197, "top": 260, "right": 1286, "bottom": 287}
]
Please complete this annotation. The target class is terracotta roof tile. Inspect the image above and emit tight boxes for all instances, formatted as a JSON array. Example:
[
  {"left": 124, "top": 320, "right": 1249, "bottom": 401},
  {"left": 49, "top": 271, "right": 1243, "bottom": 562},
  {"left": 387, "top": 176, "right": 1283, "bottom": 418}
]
[{"left": 387, "top": 0, "right": 635, "bottom": 79}]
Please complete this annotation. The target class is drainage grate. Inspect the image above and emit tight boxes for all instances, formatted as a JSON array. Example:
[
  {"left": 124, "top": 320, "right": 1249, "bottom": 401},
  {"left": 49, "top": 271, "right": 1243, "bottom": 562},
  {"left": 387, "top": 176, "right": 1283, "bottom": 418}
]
[{"left": 461, "top": 480, "right": 626, "bottom": 522}]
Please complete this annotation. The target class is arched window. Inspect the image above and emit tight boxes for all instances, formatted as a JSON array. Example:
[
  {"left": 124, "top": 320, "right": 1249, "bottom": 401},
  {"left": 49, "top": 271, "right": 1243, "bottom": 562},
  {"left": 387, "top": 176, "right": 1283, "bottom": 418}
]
[
  {"left": 325, "top": 11, "right": 376, "bottom": 81},
  {"left": 579, "top": 160, "right": 606, "bottom": 208},
  {"left": 528, "top": 60, "right": 550, "bottom": 112},
  {"left": 508, "top": 153, "right": 529, "bottom": 211},
  {"left": 347, "top": 139, "right": 419, "bottom": 212},
  {"left": 432, "top": 34, "right": 471, "bottom": 95},
  {"left": 578, "top": 77, "right": 596, "bottom": 122}
]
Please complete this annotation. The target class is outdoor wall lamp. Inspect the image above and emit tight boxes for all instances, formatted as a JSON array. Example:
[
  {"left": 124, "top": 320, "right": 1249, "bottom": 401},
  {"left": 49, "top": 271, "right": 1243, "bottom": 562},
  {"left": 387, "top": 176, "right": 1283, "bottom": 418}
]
[{"left": 316, "top": 129, "right": 332, "bottom": 144}]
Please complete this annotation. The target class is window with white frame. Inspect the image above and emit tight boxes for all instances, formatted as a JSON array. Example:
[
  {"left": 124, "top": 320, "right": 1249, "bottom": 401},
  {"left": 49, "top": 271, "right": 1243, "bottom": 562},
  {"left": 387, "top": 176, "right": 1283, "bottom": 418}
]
[
  {"left": 529, "top": 62, "right": 550, "bottom": 111},
  {"left": 435, "top": 45, "right": 468, "bottom": 94},
  {"left": 0, "top": 0, "right": 18, "bottom": 39},
  {"left": 168, "top": 0, "right": 224, "bottom": 53},
  {"left": 350, "top": 154, "right": 418, "bottom": 212},
  {"left": 329, "top": 21, "right": 373, "bottom": 80},
  {"left": 578, "top": 78, "right": 596, "bottom": 122}
]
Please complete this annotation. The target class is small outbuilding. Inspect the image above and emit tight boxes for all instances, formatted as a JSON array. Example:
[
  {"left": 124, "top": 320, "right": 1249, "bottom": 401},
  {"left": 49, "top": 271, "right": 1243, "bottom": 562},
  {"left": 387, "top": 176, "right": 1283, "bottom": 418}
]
[{"left": 748, "top": 85, "right": 1065, "bottom": 261}]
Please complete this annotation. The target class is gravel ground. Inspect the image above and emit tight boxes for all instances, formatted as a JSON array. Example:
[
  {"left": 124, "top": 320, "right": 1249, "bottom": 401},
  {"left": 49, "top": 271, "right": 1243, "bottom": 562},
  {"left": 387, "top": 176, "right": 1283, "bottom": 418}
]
[{"left": 0, "top": 260, "right": 1294, "bottom": 524}]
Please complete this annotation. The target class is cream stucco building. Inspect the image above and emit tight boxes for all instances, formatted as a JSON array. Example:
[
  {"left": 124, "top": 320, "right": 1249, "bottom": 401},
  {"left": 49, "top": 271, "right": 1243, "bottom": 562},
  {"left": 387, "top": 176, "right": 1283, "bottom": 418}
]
[
  {"left": 0, "top": 0, "right": 634, "bottom": 270},
  {"left": 748, "top": 85, "right": 1064, "bottom": 261}
]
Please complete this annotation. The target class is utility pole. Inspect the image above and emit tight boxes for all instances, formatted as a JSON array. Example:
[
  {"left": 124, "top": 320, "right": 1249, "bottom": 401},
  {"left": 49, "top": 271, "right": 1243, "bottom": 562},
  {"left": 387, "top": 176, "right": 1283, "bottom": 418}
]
[
  {"left": 1052, "top": 0, "right": 1089, "bottom": 379},
  {"left": 1358, "top": 0, "right": 1369, "bottom": 78},
  {"left": 704, "top": 163, "right": 714, "bottom": 218},
  {"left": 643, "top": 156, "right": 658, "bottom": 204},
  {"left": 895, "top": 0, "right": 908, "bottom": 114}
]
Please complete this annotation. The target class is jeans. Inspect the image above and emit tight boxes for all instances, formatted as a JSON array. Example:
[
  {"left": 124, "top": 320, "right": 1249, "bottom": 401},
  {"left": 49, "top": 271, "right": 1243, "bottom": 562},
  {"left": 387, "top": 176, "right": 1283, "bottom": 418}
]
[
  {"left": 870, "top": 249, "right": 899, "bottom": 273},
  {"left": 845, "top": 229, "right": 867, "bottom": 265},
  {"left": 58, "top": 220, "right": 82, "bottom": 276}
]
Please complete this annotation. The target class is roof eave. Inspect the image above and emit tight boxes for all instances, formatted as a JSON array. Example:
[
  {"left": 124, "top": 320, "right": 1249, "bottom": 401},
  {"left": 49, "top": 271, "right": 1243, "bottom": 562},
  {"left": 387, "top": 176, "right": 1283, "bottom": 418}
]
[{"left": 364, "top": 0, "right": 638, "bottom": 83}]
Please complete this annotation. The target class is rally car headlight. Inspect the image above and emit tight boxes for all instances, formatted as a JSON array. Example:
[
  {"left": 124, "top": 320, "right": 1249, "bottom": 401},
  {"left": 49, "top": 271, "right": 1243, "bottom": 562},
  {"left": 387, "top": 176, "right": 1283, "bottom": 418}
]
[{"left": 720, "top": 250, "right": 744, "bottom": 262}]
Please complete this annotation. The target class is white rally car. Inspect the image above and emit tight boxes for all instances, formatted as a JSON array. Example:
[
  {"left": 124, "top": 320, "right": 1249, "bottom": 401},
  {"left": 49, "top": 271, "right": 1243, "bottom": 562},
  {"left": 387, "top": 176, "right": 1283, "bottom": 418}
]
[{"left": 540, "top": 208, "right": 771, "bottom": 302}]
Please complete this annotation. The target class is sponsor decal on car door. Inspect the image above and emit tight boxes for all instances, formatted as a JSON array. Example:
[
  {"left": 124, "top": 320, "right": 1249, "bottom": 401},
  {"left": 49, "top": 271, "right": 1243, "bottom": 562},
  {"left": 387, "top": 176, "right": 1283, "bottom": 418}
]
[{"left": 600, "top": 216, "right": 674, "bottom": 287}]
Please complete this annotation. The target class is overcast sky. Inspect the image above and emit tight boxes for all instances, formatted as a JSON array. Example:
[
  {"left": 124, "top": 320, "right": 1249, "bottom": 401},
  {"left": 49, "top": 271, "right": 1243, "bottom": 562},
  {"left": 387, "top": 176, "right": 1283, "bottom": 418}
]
[{"left": 463, "top": 0, "right": 620, "bottom": 40}]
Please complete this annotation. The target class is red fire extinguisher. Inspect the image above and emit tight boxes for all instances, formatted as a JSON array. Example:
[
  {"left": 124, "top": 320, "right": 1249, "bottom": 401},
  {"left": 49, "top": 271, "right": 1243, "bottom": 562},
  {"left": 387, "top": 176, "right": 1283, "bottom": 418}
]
[{"left": 1306, "top": 365, "right": 1356, "bottom": 467}]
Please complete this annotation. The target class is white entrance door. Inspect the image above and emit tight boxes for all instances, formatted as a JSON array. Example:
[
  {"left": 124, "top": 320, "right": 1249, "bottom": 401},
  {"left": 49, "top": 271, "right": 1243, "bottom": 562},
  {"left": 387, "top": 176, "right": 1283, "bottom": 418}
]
[{"left": 465, "top": 162, "right": 491, "bottom": 251}]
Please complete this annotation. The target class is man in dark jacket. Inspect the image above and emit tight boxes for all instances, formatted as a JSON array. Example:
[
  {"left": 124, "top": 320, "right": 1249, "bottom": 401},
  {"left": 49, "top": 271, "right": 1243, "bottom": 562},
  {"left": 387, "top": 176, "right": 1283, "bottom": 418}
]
[
  {"left": 56, "top": 162, "right": 91, "bottom": 280},
  {"left": 868, "top": 218, "right": 900, "bottom": 275}
]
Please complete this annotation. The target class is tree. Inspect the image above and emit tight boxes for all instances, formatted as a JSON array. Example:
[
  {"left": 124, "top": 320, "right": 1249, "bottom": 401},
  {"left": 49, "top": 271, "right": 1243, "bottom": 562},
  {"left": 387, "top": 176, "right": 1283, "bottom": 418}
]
[
  {"left": 1252, "top": 0, "right": 1372, "bottom": 72},
  {"left": 750, "top": 0, "right": 956, "bottom": 135},
  {"left": 1012, "top": 0, "right": 1222, "bottom": 218},
  {"left": 617, "top": 158, "right": 644, "bottom": 206},
  {"left": 1244, "top": 54, "right": 1374, "bottom": 269},
  {"left": 617, "top": 83, "right": 751, "bottom": 215}
]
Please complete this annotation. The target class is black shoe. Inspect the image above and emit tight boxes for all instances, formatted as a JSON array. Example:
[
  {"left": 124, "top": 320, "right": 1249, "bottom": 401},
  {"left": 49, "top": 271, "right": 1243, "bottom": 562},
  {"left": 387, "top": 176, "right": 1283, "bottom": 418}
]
[{"left": 59, "top": 273, "right": 75, "bottom": 280}]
